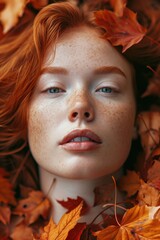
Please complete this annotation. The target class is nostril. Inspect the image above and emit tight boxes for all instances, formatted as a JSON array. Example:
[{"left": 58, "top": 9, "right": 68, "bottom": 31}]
[
  {"left": 72, "top": 112, "right": 78, "bottom": 118},
  {"left": 85, "top": 112, "right": 90, "bottom": 118}
]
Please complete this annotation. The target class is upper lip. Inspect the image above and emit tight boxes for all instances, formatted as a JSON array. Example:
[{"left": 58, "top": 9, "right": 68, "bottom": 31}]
[{"left": 59, "top": 129, "right": 102, "bottom": 144}]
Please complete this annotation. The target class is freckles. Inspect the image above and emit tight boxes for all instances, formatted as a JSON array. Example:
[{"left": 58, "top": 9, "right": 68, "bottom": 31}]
[{"left": 100, "top": 102, "right": 135, "bottom": 133}]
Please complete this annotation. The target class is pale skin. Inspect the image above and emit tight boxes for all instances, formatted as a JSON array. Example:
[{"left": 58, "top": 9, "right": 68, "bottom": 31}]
[{"left": 28, "top": 26, "right": 136, "bottom": 223}]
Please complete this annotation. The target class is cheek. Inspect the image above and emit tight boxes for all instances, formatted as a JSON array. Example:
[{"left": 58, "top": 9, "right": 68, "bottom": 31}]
[
  {"left": 100, "top": 102, "right": 136, "bottom": 148},
  {"left": 102, "top": 101, "right": 135, "bottom": 127},
  {"left": 27, "top": 102, "right": 56, "bottom": 154}
]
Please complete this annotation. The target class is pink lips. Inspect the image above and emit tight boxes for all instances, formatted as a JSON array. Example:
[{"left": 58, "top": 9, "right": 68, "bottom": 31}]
[{"left": 59, "top": 129, "right": 102, "bottom": 152}]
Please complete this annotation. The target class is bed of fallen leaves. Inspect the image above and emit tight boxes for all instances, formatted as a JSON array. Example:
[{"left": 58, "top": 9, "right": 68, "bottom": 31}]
[{"left": 0, "top": 0, "right": 160, "bottom": 239}]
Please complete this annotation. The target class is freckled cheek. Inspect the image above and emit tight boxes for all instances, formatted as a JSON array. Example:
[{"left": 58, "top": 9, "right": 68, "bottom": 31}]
[
  {"left": 28, "top": 105, "right": 56, "bottom": 145},
  {"left": 100, "top": 103, "right": 135, "bottom": 139}
]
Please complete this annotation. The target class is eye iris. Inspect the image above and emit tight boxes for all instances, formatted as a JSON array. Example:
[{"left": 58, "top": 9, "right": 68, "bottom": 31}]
[
  {"left": 49, "top": 88, "right": 60, "bottom": 93},
  {"left": 100, "top": 87, "right": 112, "bottom": 93}
]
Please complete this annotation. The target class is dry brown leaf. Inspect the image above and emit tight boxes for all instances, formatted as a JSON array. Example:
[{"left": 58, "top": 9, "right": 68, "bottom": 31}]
[
  {"left": 34, "top": 202, "right": 83, "bottom": 240},
  {"left": 137, "top": 111, "right": 160, "bottom": 160},
  {"left": 150, "top": 147, "right": 160, "bottom": 161},
  {"left": 94, "top": 205, "right": 160, "bottom": 239},
  {"left": 142, "top": 66, "right": 160, "bottom": 98},
  {"left": 110, "top": 0, "right": 127, "bottom": 16},
  {"left": 0, "top": 205, "right": 11, "bottom": 225},
  {"left": 0, "top": 0, "right": 29, "bottom": 33},
  {"left": 119, "top": 170, "right": 141, "bottom": 197},
  {"left": 13, "top": 191, "right": 51, "bottom": 224},
  {"left": 147, "top": 161, "right": 160, "bottom": 182},
  {"left": 95, "top": 7, "right": 146, "bottom": 52},
  {"left": 137, "top": 180, "right": 160, "bottom": 206},
  {"left": 0, "top": 168, "right": 16, "bottom": 205},
  {"left": 10, "top": 221, "right": 33, "bottom": 240},
  {"left": 94, "top": 183, "right": 114, "bottom": 205},
  {"left": 30, "top": 0, "right": 48, "bottom": 9}
]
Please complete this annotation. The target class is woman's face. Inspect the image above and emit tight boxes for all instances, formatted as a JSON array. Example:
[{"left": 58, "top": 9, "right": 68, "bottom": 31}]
[{"left": 28, "top": 26, "right": 136, "bottom": 179}]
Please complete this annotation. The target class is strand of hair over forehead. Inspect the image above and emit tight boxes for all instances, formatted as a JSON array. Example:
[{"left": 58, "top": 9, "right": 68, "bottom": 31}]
[{"left": 33, "top": 2, "right": 95, "bottom": 62}]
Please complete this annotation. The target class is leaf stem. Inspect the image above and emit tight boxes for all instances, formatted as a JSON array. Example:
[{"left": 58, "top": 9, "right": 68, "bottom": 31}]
[{"left": 112, "top": 176, "right": 121, "bottom": 227}]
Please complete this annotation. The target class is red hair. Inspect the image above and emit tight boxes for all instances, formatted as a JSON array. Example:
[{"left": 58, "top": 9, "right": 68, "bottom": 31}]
[{"left": 0, "top": 2, "right": 99, "bottom": 170}]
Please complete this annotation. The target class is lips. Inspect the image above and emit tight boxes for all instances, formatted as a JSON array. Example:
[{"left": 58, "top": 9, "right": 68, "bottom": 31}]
[
  {"left": 60, "top": 129, "right": 102, "bottom": 145},
  {"left": 59, "top": 129, "right": 102, "bottom": 152}
]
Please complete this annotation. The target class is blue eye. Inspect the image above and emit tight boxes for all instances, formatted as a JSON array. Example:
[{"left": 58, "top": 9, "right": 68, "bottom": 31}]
[
  {"left": 47, "top": 87, "right": 64, "bottom": 93},
  {"left": 96, "top": 87, "right": 113, "bottom": 93}
]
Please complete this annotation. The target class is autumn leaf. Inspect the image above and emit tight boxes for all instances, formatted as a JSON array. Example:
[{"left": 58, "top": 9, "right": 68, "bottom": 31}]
[
  {"left": 147, "top": 160, "right": 160, "bottom": 183},
  {"left": 30, "top": 0, "right": 48, "bottom": 9},
  {"left": 142, "top": 65, "right": 160, "bottom": 98},
  {"left": 0, "top": 168, "right": 16, "bottom": 205},
  {"left": 0, "top": 222, "right": 10, "bottom": 240},
  {"left": 137, "top": 180, "right": 160, "bottom": 206},
  {"left": 110, "top": 0, "right": 127, "bottom": 17},
  {"left": 150, "top": 147, "right": 160, "bottom": 161},
  {"left": 137, "top": 111, "right": 160, "bottom": 160},
  {"left": 57, "top": 196, "right": 89, "bottom": 215},
  {"left": 119, "top": 170, "right": 141, "bottom": 197},
  {"left": 94, "top": 7, "right": 146, "bottom": 52},
  {"left": 13, "top": 191, "right": 51, "bottom": 225},
  {"left": 66, "top": 222, "right": 86, "bottom": 240},
  {"left": 94, "top": 183, "right": 114, "bottom": 205},
  {"left": 10, "top": 221, "right": 33, "bottom": 240},
  {"left": 0, "top": 0, "right": 29, "bottom": 33},
  {"left": 93, "top": 205, "right": 160, "bottom": 239},
  {"left": 34, "top": 202, "right": 83, "bottom": 240},
  {"left": 145, "top": 160, "right": 160, "bottom": 191},
  {"left": 0, "top": 205, "right": 11, "bottom": 225}
]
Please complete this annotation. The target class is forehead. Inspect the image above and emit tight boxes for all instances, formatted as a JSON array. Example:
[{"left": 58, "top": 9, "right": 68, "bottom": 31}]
[{"left": 44, "top": 26, "right": 134, "bottom": 79}]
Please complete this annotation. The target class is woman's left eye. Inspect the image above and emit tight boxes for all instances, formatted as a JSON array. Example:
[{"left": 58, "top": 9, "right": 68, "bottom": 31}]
[
  {"left": 47, "top": 87, "right": 65, "bottom": 93},
  {"left": 96, "top": 87, "right": 113, "bottom": 93}
]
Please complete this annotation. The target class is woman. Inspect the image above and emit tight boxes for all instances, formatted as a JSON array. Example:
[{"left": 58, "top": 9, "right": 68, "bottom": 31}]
[{"left": 0, "top": 1, "right": 159, "bottom": 238}]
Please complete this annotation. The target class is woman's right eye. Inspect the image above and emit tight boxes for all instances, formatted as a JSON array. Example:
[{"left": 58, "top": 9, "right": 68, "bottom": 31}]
[{"left": 47, "top": 87, "right": 65, "bottom": 93}]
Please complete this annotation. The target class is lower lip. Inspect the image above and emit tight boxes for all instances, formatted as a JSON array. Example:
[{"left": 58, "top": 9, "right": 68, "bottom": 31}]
[{"left": 60, "top": 141, "right": 101, "bottom": 152}]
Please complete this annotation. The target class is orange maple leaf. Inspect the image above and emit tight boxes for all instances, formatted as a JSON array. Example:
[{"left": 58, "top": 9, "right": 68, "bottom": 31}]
[
  {"left": 13, "top": 191, "right": 51, "bottom": 225},
  {"left": 119, "top": 170, "right": 141, "bottom": 197},
  {"left": 137, "top": 180, "right": 160, "bottom": 206},
  {"left": 34, "top": 202, "right": 83, "bottom": 240},
  {"left": 0, "top": 0, "right": 28, "bottom": 33},
  {"left": 94, "top": 7, "right": 146, "bottom": 52},
  {"left": 0, "top": 168, "right": 16, "bottom": 205},
  {"left": 93, "top": 205, "right": 160, "bottom": 239},
  {"left": 110, "top": 0, "right": 127, "bottom": 17}
]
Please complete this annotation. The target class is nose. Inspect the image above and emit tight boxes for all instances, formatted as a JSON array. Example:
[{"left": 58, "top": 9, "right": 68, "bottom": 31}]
[{"left": 68, "top": 91, "right": 95, "bottom": 122}]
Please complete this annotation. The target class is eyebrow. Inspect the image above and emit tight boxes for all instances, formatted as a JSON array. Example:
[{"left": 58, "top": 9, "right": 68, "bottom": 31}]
[
  {"left": 41, "top": 67, "right": 68, "bottom": 75},
  {"left": 94, "top": 66, "right": 126, "bottom": 78},
  {"left": 40, "top": 66, "right": 126, "bottom": 78}
]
